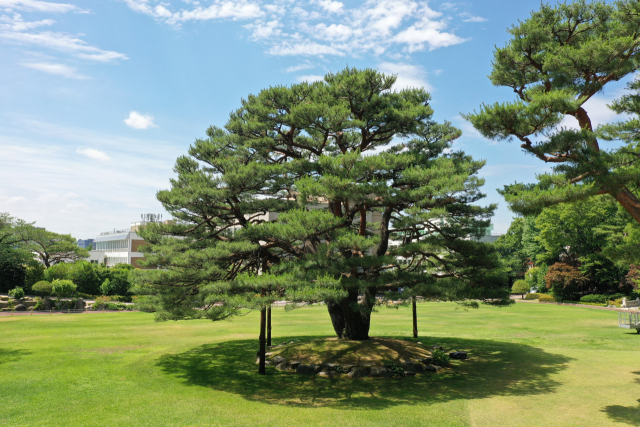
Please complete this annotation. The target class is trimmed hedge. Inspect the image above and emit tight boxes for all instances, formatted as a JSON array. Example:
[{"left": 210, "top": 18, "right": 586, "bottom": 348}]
[
  {"left": 525, "top": 293, "right": 541, "bottom": 300},
  {"left": 538, "top": 294, "right": 556, "bottom": 302}
]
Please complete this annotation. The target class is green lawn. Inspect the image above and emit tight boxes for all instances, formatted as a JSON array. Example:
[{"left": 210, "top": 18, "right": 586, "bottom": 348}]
[{"left": 1, "top": 303, "right": 639, "bottom": 427}]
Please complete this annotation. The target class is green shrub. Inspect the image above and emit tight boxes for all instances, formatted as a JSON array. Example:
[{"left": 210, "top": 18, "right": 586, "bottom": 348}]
[
  {"left": 8, "top": 287, "right": 25, "bottom": 300},
  {"left": 33, "top": 298, "right": 44, "bottom": 311},
  {"left": 132, "top": 295, "right": 156, "bottom": 312},
  {"left": 580, "top": 294, "right": 608, "bottom": 304},
  {"left": 431, "top": 349, "right": 450, "bottom": 367},
  {"left": 32, "top": 281, "right": 53, "bottom": 296},
  {"left": 77, "top": 292, "right": 96, "bottom": 299},
  {"left": 110, "top": 295, "right": 133, "bottom": 303},
  {"left": 538, "top": 294, "right": 556, "bottom": 302},
  {"left": 91, "top": 295, "right": 111, "bottom": 310},
  {"left": 525, "top": 293, "right": 541, "bottom": 300},
  {"left": 382, "top": 361, "right": 405, "bottom": 377},
  {"left": 511, "top": 280, "right": 529, "bottom": 296},
  {"left": 51, "top": 279, "right": 77, "bottom": 297}
]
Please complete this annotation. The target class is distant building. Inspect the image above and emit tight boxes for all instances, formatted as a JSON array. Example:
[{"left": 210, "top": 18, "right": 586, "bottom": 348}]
[
  {"left": 76, "top": 239, "right": 94, "bottom": 249},
  {"left": 92, "top": 214, "right": 172, "bottom": 268},
  {"left": 475, "top": 224, "right": 502, "bottom": 244}
]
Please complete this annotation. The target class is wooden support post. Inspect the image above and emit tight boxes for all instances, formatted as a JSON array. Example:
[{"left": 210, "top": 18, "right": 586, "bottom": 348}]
[
  {"left": 412, "top": 296, "right": 418, "bottom": 339},
  {"left": 267, "top": 306, "right": 272, "bottom": 347}
]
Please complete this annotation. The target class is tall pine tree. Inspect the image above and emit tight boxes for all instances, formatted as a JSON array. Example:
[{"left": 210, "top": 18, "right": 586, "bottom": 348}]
[{"left": 133, "top": 68, "right": 507, "bottom": 364}]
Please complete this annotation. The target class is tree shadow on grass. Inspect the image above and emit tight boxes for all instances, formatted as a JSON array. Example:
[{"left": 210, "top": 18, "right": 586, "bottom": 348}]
[
  {"left": 156, "top": 336, "right": 572, "bottom": 409},
  {"left": 0, "top": 348, "right": 31, "bottom": 365},
  {"left": 602, "top": 371, "right": 640, "bottom": 426}
]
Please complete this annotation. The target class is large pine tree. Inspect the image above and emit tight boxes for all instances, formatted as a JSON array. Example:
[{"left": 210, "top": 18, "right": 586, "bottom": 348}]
[{"left": 133, "top": 68, "right": 506, "bottom": 363}]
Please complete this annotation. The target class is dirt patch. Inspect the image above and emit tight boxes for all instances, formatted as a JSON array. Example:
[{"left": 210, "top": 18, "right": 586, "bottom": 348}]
[{"left": 270, "top": 337, "right": 431, "bottom": 365}]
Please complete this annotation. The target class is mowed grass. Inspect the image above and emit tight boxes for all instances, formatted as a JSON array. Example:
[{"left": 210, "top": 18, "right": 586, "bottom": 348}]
[{"left": 1, "top": 303, "right": 639, "bottom": 427}]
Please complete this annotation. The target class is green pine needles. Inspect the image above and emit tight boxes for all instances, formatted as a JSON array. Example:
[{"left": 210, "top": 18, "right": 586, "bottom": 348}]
[
  {"left": 464, "top": 0, "right": 640, "bottom": 224},
  {"left": 131, "top": 67, "right": 507, "bottom": 350}
]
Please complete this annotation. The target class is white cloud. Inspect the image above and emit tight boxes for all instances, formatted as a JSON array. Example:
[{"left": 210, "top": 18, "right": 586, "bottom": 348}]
[
  {"left": 123, "top": 0, "right": 264, "bottom": 24},
  {"left": 245, "top": 19, "right": 281, "bottom": 39},
  {"left": 439, "top": 2, "right": 457, "bottom": 11},
  {"left": 125, "top": 0, "right": 471, "bottom": 58},
  {"left": 315, "top": 0, "right": 344, "bottom": 14},
  {"left": 76, "top": 148, "right": 111, "bottom": 161},
  {"left": 124, "top": 111, "right": 158, "bottom": 129},
  {"left": 460, "top": 12, "right": 487, "bottom": 23},
  {"left": 21, "top": 62, "right": 88, "bottom": 79},
  {"left": 0, "top": 14, "right": 128, "bottom": 62},
  {"left": 0, "top": 0, "right": 77, "bottom": 13},
  {"left": 378, "top": 62, "right": 431, "bottom": 91},
  {"left": 295, "top": 74, "right": 324, "bottom": 82},
  {"left": 285, "top": 61, "right": 315, "bottom": 73}
]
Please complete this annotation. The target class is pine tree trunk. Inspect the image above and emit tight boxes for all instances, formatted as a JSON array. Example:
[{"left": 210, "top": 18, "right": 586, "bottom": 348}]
[
  {"left": 267, "top": 306, "right": 272, "bottom": 347},
  {"left": 613, "top": 187, "right": 640, "bottom": 224},
  {"left": 327, "top": 287, "right": 375, "bottom": 340},
  {"left": 412, "top": 296, "right": 418, "bottom": 339}
]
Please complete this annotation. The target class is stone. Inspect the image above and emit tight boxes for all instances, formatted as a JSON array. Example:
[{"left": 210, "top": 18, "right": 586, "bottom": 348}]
[
  {"left": 44, "top": 298, "right": 52, "bottom": 310},
  {"left": 370, "top": 367, "right": 392, "bottom": 377},
  {"left": 275, "top": 362, "right": 289, "bottom": 371},
  {"left": 273, "top": 356, "right": 287, "bottom": 364},
  {"left": 288, "top": 360, "right": 301, "bottom": 370},
  {"left": 296, "top": 364, "right": 320, "bottom": 375},
  {"left": 348, "top": 367, "right": 368, "bottom": 378},
  {"left": 432, "top": 345, "right": 443, "bottom": 351},
  {"left": 256, "top": 351, "right": 274, "bottom": 357},
  {"left": 423, "top": 364, "right": 440, "bottom": 373},
  {"left": 322, "top": 363, "right": 340, "bottom": 371},
  {"left": 421, "top": 356, "right": 433, "bottom": 364},
  {"left": 13, "top": 304, "right": 27, "bottom": 311},
  {"left": 340, "top": 364, "right": 356, "bottom": 373},
  {"left": 255, "top": 358, "right": 275, "bottom": 366},
  {"left": 449, "top": 351, "right": 468, "bottom": 360},
  {"left": 404, "top": 371, "right": 416, "bottom": 376},
  {"left": 401, "top": 361, "right": 425, "bottom": 373},
  {"left": 318, "top": 370, "right": 335, "bottom": 378},
  {"left": 75, "top": 299, "right": 85, "bottom": 310}
]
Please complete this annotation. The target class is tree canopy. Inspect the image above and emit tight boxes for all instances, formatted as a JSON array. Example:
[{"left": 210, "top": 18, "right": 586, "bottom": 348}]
[
  {"left": 133, "top": 67, "right": 507, "bottom": 356},
  {"left": 464, "top": 0, "right": 640, "bottom": 223}
]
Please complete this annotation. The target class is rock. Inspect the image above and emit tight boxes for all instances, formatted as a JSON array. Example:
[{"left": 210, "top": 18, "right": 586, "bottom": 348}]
[
  {"left": 13, "top": 304, "right": 27, "bottom": 311},
  {"left": 318, "top": 370, "right": 335, "bottom": 378},
  {"left": 404, "top": 371, "right": 416, "bottom": 376},
  {"left": 348, "top": 367, "right": 368, "bottom": 378},
  {"left": 423, "top": 364, "right": 440, "bottom": 373},
  {"left": 275, "top": 362, "right": 289, "bottom": 371},
  {"left": 289, "top": 360, "right": 301, "bottom": 369},
  {"left": 449, "top": 351, "right": 468, "bottom": 360},
  {"left": 255, "top": 358, "right": 275, "bottom": 366},
  {"left": 255, "top": 351, "right": 274, "bottom": 357},
  {"left": 296, "top": 364, "right": 320, "bottom": 375},
  {"left": 401, "top": 361, "right": 425, "bottom": 373},
  {"left": 273, "top": 356, "right": 287, "bottom": 364},
  {"left": 75, "top": 299, "right": 85, "bottom": 310},
  {"left": 340, "top": 364, "right": 356, "bottom": 373},
  {"left": 370, "top": 367, "right": 392, "bottom": 377},
  {"left": 322, "top": 363, "right": 340, "bottom": 371},
  {"left": 432, "top": 345, "right": 443, "bottom": 351},
  {"left": 44, "top": 298, "right": 52, "bottom": 310},
  {"left": 421, "top": 356, "right": 433, "bottom": 364}
]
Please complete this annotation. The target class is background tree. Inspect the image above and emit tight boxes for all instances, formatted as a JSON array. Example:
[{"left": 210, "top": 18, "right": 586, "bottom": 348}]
[
  {"left": 545, "top": 263, "right": 588, "bottom": 301},
  {"left": 511, "top": 280, "right": 529, "bottom": 299},
  {"left": 133, "top": 67, "right": 507, "bottom": 352},
  {"left": 15, "top": 225, "right": 88, "bottom": 268},
  {"left": 51, "top": 279, "right": 77, "bottom": 298},
  {"left": 465, "top": 0, "right": 640, "bottom": 223},
  {"left": 0, "top": 245, "right": 28, "bottom": 293}
]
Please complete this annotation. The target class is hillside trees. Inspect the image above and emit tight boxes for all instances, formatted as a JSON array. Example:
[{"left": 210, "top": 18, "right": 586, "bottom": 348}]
[
  {"left": 132, "top": 67, "right": 507, "bottom": 355},
  {"left": 465, "top": 0, "right": 640, "bottom": 223}
]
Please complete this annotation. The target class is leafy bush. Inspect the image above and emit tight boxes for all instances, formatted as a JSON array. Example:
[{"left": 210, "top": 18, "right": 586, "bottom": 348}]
[
  {"left": 431, "top": 349, "right": 450, "bottom": 367},
  {"left": 51, "top": 279, "right": 77, "bottom": 297},
  {"left": 33, "top": 298, "right": 44, "bottom": 311},
  {"left": 525, "top": 293, "right": 541, "bottom": 300},
  {"left": 382, "top": 361, "right": 405, "bottom": 377},
  {"left": 31, "top": 281, "right": 53, "bottom": 296},
  {"left": 511, "top": 280, "right": 529, "bottom": 296},
  {"left": 8, "top": 287, "right": 25, "bottom": 300},
  {"left": 580, "top": 294, "right": 608, "bottom": 304},
  {"left": 110, "top": 295, "right": 133, "bottom": 303},
  {"left": 525, "top": 265, "right": 548, "bottom": 291},
  {"left": 91, "top": 295, "right": 111, "bottom": 309},
  {"left": 538, "top": 294, "right": 556, "bottom": 302}
]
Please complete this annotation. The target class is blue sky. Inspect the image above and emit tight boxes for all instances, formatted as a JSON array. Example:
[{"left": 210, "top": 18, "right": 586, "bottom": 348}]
[{"left": 0, "top": 0, "right": 631, "bottom": 239}]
